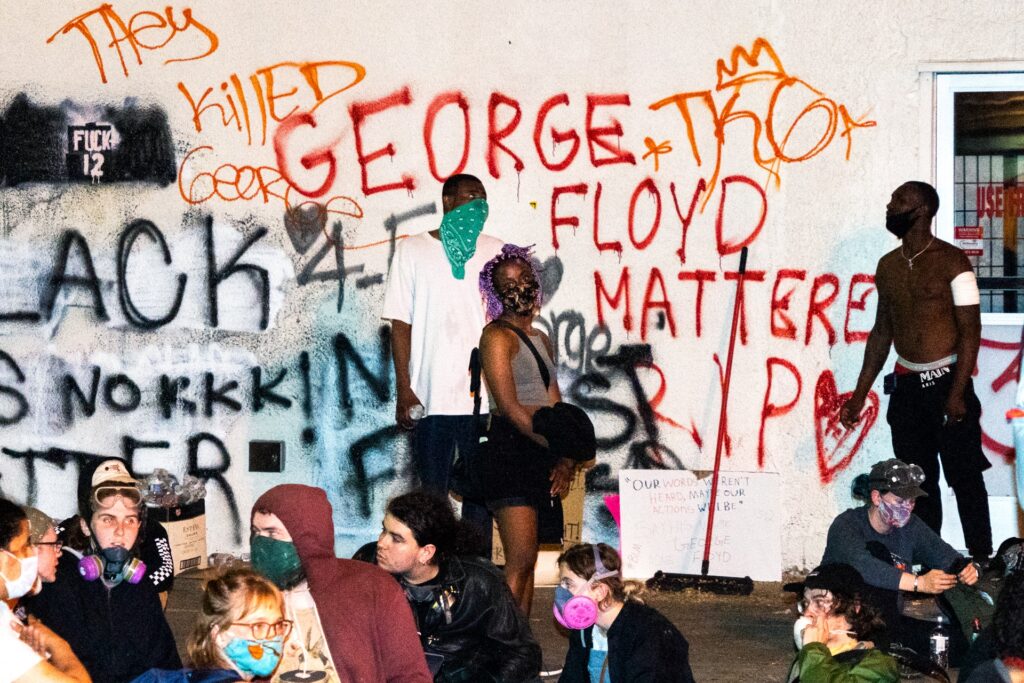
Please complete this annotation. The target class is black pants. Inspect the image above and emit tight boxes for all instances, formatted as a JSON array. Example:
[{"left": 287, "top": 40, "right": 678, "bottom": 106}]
[
  {"left": 413, "top": 415, "right": 493, "bottom": 555},
  {"left": 887, "top": 366, "right": 992, "bottom": 558}
]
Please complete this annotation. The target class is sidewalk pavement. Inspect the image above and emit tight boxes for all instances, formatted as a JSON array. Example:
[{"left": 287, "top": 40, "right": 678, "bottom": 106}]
[{"left": 166, "top": 569, "right": 796, "bottom": 682}]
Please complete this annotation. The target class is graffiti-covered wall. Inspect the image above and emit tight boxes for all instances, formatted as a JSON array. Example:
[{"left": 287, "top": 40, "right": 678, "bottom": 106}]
[{"left": 0, "top": 0, "right": 1021, "bottom": 568}]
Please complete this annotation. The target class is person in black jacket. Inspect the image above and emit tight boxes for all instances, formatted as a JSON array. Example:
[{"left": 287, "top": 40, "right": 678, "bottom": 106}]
[
  {"left": 65, "top": 459, "right": 177, "bottom": 605},
  {"left": 25, "top": 460, "right": 180, "bottom": 683},
  {"left": 557, "top": 543, "right": 695, "bottom": 683},
  {"left": 355, "top": 489, "right": 541, "bottom": 682},
  {"left": 963, "top": 570, "right": 1024, "bottom": 682}
]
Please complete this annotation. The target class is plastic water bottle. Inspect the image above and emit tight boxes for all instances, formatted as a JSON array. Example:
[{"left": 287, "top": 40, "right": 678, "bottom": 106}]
[
  {"left": 971, "top": 617, "right": 982, "bottom": 643},
  {"left": 408, "top": 404, "right": 426, "bottom": 422},
  {"left": 929, "top": 615, "right": 950, "bottom": 670}
]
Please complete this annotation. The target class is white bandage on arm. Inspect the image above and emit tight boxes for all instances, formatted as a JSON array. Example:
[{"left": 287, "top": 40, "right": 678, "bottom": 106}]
[{"left": 951, "top": 270, "right": 980, "bottom": 306}]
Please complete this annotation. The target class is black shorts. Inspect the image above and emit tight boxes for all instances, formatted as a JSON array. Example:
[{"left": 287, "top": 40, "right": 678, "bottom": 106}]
[{"left": 477, "top": 415, "right": 556, "bottom": 508}]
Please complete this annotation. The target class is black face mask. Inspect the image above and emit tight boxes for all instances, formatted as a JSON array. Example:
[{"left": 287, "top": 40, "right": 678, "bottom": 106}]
[
  {"left": 99, "top": 546, "right": 134, "bottom": 583},
  {"left": 499, "top": 282, "right": 539, "bottom": 316},
  {"left": 885, "top": 207, "right": 918, "bottom": 239}
]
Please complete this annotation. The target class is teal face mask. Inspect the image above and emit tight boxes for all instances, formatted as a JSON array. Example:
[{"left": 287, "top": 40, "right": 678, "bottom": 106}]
[
  {"left": 223, "top": 636, "right": 284, "bottom": 677},
  {"left": 250, "top": 534, "right": 304, "bottom": 590},
  {"left": 439, "top": 198, "right": 489, "bottom": 279}
]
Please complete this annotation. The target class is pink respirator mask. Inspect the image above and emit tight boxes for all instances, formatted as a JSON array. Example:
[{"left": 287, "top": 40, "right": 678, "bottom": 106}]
[{"left": 553, "top": 545, "right": 619, "bottom": 630}]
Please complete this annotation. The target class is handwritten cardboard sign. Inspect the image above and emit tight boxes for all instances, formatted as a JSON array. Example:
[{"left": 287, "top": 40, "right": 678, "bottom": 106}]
[{"left": 619, "top": 469, "right": 781, "bottom": 581}]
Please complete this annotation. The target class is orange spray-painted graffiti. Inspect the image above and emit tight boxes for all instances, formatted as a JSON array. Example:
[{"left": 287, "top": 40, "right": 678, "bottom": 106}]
[
  {"left": 178, "top": 60, "right": 366, "bottom": 146},
  {"left": 47, "top": 3, "right": 219, "bottom": 84},
  {"left": 649, "top": 38, "right": 876, "bottom": 210}
]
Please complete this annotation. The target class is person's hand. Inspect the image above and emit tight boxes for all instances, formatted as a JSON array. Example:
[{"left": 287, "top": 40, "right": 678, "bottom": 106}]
[
  {"left": 840, "top": 396, "right": 865, "bottom": 429},
  {"left": 801, "top": 613, "right": 829, "bottom": 645},
  {"left": 918, "top": 569, "right": 958, "bottom": 594},
  {"left": 395, "top": 387, "right": 421, "bottom": 430},
  {"left": 944, "top": 391, "right": 967, "bottom": 426},
  {"left": 958, "top": 562, "right": 979, "bottom": 586},
  {"left": 550, "top": 459, "right": 575, "bottom": 497},
  {"left": 22, "top": 616, "right": 90, "bottom": 677},
  {"left": 20, "top": 616, "right": 67, "bottom": 660}
]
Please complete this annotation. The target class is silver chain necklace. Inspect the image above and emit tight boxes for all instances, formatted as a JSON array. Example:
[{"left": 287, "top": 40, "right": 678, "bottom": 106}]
[{"left": 902, "top": 234, "right": 934, "bottom": 270}]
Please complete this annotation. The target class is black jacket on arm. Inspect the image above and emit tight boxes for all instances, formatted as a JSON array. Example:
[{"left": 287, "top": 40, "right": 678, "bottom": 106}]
[
  {"left": 355, "top": 544, "right": 541, "bottom": 682},
  {"left": 559, "top": 600, "right": 695, "bottom": 683},
  {"left": 24, "top": 552, "right": 181, "bottom": 683}
]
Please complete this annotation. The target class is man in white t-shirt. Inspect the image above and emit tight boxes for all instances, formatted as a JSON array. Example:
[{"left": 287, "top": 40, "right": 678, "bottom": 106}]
[{"left": 382, "top": 173, "right": 503, "bottom": 544}]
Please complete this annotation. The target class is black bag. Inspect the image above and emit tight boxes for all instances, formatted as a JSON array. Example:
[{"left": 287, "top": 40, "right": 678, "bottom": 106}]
[{"left": 450, "top": 350, "right": 486, "bottom": 500}]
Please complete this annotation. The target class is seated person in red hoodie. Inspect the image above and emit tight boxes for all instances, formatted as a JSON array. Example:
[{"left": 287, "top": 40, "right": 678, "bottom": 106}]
[{"left": 250, "top": 484, "right": 432, "bottom": 683}]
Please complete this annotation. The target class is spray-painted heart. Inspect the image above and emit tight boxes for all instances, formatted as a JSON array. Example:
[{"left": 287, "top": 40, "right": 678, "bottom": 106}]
[
  {"left": 539, "top": 255, "right": 563, "bottom": 304},
  {"left": 283, "top": 203, "right": 327, "bottom": 254},
  {"left": 814, "top": 370, "right": 879, "bottom": 484}
]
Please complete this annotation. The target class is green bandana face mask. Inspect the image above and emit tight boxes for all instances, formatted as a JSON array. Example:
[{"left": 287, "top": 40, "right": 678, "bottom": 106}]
[
  {"left": 439, "top": 198, "right": 489, "bottom": 280},
  {"left": 250, "top": 534, "right": 305, "bottom": 590}
]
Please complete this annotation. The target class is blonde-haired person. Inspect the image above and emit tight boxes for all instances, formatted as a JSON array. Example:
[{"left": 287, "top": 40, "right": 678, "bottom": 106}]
[
  {"left": 132, "top": 568, "right": 289, "bottom": 682},
  {"left": 555, "top": 543, "right": 695, "bottom": 683}
]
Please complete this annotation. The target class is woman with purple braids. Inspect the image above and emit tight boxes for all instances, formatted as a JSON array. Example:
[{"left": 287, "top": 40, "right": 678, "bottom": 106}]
[{"left": 477, "top": 244, "right": 576, "bottom": 616}]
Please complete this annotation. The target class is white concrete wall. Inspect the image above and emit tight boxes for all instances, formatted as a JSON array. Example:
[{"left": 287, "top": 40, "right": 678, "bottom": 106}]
[{"left": 0, "top": 0, "right": 1021, "bottom": 569}]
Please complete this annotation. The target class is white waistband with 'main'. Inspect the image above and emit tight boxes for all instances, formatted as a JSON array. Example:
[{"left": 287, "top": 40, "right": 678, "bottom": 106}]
[{"left": 896, "top": 354, "right": 958, "bottom": 372}]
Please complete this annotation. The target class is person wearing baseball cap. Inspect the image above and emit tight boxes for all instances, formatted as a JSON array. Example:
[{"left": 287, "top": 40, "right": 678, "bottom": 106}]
[
  {"left": 786, "top": 563, "right": 898, "bottom": 682},
  {"left": 26, "top": 459, "right": 180, "bottom": 682},
  {"left": 821, "top": 458, "right": 978, "bottom": 663},
  {"left": 88, "top": 461, "right": 176, "bottom": 605}
]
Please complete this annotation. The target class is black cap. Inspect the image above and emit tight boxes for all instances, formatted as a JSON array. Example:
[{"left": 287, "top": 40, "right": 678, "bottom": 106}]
[
  {"left": 868, "top": 458, "right": 927, "bottom": 499},
  {"left": 785, "top": 563, "right": 864, "bottom": 601}
]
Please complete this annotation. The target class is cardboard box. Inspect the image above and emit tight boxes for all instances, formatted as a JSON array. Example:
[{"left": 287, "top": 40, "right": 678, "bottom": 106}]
[{"left": 152, "top": 500, "right": 208, "bottom": 575}]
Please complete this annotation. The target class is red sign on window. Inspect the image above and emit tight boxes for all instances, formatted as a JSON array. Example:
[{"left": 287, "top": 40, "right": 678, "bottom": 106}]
[{"left": 955, "top": 226, "right": 984, "bottom": 256}]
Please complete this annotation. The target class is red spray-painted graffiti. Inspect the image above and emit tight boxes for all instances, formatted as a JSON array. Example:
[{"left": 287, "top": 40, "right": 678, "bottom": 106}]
[
  {"left": 171, "top": 37, "right": 875, "bottom": 216},
  {"left": 155, "top": 27, "right": 890, "bottom": 484},
  {"left": 977, "top": 336, "right": 1022, "bottom": 463},
  {"left": 813, "top": 371, "right": 879, "bottom": 484}
]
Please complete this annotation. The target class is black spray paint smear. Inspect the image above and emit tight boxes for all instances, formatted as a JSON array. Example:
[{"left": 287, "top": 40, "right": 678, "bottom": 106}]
[{"left": 0, "top": 93, "right": 175, "bottom": 187}]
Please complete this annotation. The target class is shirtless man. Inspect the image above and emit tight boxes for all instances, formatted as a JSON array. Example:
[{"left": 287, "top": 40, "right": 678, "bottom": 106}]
[{"left": 840, "top": 180, "right": 992, "bottom": 563}]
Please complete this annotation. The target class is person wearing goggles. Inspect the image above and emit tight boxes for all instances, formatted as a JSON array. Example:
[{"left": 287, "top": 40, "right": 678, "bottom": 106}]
[
  {"left": 20, "top": 506, "right": 62, "bottom": 586},
  {"left": 822, "top": 458, "right": 979, "bottom": 665},
  {"left": 25, "top": 459, "right": 181, "bottom": 682}
]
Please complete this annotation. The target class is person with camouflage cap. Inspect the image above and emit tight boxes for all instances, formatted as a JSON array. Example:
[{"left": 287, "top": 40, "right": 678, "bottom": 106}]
[
  {"left": 21, "top": 506, "right": 61, "bottom": 585},
  {"left": 822, "top": 458, "right": 979, "bottom": 663}
]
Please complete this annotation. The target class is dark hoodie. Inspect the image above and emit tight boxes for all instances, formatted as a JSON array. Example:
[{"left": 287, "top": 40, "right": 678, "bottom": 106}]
[{"left": 253, "top": 484, "right": 432, "bottom": 683}]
